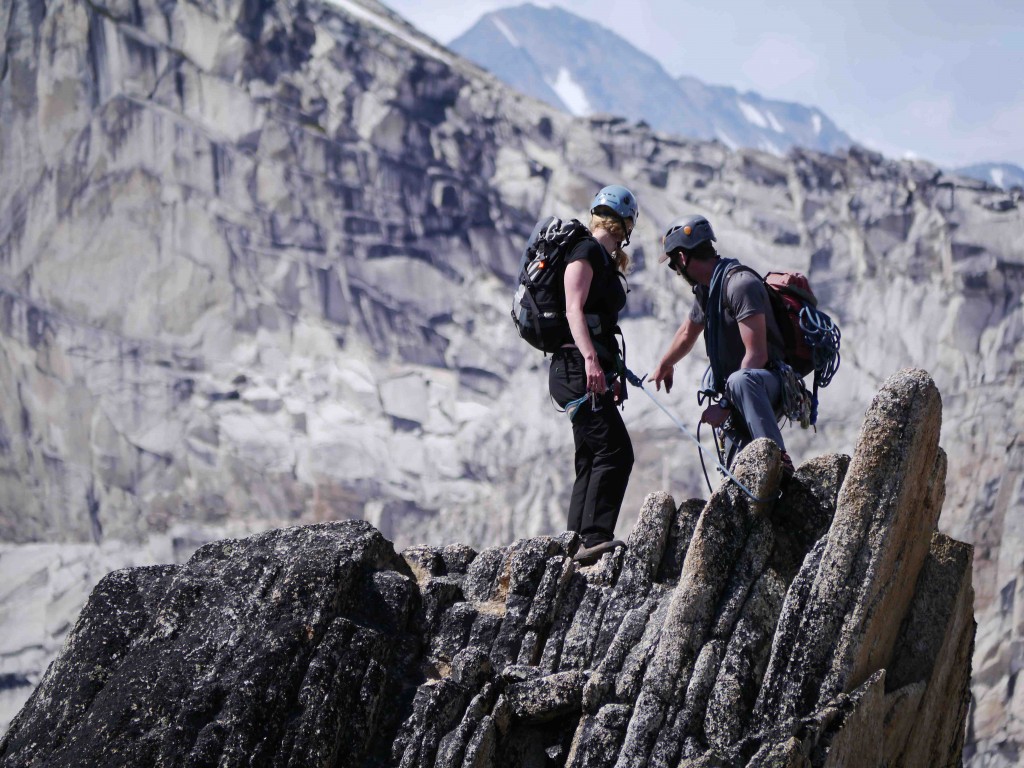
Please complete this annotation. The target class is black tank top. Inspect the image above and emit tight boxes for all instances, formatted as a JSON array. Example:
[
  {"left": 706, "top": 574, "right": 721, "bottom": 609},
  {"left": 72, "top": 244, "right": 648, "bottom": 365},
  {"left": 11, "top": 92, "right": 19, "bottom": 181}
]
[{"left": 564, "top": 238, "right": 627, "bottom": 354}]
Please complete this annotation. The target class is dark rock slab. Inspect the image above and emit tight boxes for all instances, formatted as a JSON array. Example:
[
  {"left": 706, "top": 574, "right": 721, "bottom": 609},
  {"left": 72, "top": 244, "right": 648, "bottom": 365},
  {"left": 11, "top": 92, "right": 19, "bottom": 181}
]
[
  {"left": 0, "top": 521, "right": 419, "bottom": 768},
  {"left": 506, "top": 670, "right": 587, "bottom": 722},
  {"left": 0, "top": 565, "right": 176, "bottom": 764}
]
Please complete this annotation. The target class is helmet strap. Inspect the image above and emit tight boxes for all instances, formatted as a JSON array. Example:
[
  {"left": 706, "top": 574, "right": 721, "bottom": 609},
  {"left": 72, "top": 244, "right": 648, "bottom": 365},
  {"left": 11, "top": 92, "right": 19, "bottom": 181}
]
[{"left": 616, "top": 214, "right": 631, "bottom": 247}]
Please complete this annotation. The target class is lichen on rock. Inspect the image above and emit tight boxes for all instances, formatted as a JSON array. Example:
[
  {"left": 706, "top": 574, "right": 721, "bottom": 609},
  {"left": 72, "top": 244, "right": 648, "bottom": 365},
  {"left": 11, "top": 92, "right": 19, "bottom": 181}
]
[{"left": 0, "top": 370, "right": 974, "bottom": 767}]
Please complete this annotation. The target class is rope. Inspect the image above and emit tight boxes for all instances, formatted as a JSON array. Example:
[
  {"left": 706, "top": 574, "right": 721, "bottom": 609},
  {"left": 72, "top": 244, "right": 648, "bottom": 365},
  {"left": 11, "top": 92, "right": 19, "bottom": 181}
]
[
  {"left": 799, "top": 306, "right": 841, "bottom": 388},
  {"left": 695, "top": 420, "right": 715, "bottom": 496},
  {"left": 562, "top": 392, "right": 593, "bottom": 421},
  {"left": 623, "top": 369, "right": 772, "bottom": 504}
]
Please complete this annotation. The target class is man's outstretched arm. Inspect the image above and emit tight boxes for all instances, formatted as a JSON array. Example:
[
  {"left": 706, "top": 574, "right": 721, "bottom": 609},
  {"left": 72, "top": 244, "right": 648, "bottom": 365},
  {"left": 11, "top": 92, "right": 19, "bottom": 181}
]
[{"left": 651, "top": 316, "right": 704, "bottom": 393}]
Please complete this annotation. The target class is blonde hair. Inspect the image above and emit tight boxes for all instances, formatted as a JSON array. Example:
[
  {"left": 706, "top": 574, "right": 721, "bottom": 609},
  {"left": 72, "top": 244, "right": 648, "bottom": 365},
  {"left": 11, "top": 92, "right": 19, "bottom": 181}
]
[{"left": 588, "top": 213, "right": 633, "bottom": 272}]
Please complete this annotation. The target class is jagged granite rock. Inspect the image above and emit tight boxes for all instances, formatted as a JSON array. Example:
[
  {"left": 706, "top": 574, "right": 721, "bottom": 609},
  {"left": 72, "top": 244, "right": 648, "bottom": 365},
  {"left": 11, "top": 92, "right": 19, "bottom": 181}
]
[
  {"left": 0, "top": 0, "right": 1020, "bottom": 760},
  {"left": 1, "top": 521, "right": 421, "bottom": 768},
  {"left": 0, "top": 370, "right": 975, "bottom": 767}
]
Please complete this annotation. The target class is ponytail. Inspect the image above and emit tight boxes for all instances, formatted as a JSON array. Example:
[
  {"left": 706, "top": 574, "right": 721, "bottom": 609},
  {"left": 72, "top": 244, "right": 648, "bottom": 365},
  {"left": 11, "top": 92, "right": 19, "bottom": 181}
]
[{"left": 588, "top": 213, "right": 633, "bottom": 273}]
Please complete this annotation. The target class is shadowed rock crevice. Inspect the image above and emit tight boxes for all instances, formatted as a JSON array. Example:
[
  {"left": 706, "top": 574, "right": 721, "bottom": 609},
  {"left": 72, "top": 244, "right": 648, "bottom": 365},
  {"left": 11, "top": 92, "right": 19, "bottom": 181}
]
[{"left": 0, "top": 369, "right": 974, "bottom": 767}]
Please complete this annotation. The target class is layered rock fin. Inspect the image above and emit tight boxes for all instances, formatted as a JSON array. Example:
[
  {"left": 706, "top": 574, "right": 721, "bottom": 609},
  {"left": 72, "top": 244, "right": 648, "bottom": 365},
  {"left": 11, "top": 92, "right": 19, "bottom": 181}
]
[{"left": 0, "top": 371, "right": 974, "bottom": 767}]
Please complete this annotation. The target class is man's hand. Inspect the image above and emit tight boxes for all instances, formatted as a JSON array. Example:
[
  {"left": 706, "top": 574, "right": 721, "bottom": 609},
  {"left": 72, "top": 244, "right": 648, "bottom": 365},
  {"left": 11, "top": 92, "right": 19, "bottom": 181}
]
[
  {"left": 651, "top": 361, "right": 674, "bottom": 393},
  {"left": 652, "top": 317, "right": 703, "bottom": 394},
  {"left": 701, "top": 403, "right": 730, "bottom": 428}
]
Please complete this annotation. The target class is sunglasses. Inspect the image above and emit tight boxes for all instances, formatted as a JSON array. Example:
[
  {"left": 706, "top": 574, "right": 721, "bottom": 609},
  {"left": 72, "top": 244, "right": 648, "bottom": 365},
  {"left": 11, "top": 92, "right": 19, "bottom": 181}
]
[{"left": 661, "top": 250, "right": 686, "bottom": 274}]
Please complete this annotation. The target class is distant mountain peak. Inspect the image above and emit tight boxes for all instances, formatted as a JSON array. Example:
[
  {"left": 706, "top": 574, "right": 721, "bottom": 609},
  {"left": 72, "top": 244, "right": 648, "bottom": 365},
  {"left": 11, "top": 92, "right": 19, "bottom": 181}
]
[
  {"left": 452, "top": 4, "right": 853, "bottom": 156},
  {"left": 953, "top": 161, "right": 1024, "bottom": 190}
]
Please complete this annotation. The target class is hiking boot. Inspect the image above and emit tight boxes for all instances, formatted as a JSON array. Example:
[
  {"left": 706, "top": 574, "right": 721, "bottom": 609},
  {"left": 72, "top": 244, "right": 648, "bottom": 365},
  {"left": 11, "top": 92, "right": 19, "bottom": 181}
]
[
  {"left": 781, "top": 451, "right": 795, "bottom": 480},
  {"left": 574, "top": 539, "right": 625, "bottom": 566}
]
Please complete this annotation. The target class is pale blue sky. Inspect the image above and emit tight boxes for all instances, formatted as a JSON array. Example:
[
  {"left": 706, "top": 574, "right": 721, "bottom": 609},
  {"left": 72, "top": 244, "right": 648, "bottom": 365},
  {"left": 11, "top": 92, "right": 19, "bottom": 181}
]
[{"left": 383, "top": 0, "right": 1024, "bottom": 169}]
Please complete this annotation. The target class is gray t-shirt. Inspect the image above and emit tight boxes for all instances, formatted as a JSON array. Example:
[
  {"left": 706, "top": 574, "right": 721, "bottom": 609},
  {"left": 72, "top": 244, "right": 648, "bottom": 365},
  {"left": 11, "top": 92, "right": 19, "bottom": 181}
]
[{"left": 689, "top": 266, "right": 785, "bottom": 375}]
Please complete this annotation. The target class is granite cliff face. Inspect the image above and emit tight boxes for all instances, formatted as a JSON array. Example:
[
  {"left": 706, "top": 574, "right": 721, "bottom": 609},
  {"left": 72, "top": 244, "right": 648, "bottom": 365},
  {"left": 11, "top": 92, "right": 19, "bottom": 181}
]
[
  {"left": 0, "top": 0, "right": 1020, "bottom": 761},
  {"left": 0, "top": 370, "right": 975, "bottom": 767}
]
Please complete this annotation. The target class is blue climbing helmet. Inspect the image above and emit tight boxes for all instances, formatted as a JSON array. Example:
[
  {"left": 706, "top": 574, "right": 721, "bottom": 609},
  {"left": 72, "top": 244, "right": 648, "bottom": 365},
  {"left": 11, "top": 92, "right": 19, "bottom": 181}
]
[
  {"left": 659, "top": 214, "right": 716, "bottom": 262},
  {"left": 590, "top": 185, "right": 639, "bottom": 245}
]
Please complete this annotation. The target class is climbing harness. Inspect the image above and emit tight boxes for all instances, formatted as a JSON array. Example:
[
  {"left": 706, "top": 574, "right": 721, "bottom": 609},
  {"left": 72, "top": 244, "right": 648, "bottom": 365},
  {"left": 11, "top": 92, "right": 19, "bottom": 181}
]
[
  {"left": 554, "top": 328, "right": 630, "bottom": 422},
  {"left": 622, "top": 369, "right": 772, "bottom": 504}
]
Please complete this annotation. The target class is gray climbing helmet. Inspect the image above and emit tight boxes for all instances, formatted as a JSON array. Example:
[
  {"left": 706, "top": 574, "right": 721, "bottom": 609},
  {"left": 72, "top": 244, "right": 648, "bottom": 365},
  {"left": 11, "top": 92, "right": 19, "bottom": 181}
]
[
  {"left": 590, "top": 185, "right": 639, "bottom": 224},
  {"left": 659, "top": 215, "right": 716, "bottom": 262}
]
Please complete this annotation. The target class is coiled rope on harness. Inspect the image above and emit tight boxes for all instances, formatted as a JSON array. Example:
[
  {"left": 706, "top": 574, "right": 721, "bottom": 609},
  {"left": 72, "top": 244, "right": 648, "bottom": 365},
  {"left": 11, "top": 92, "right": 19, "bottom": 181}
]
[
  {"left": 798, "top": 305, "right": 841, "bottom": 424},
  {"left": 800, "top": 306, "right": 841, "bottom": 387}
]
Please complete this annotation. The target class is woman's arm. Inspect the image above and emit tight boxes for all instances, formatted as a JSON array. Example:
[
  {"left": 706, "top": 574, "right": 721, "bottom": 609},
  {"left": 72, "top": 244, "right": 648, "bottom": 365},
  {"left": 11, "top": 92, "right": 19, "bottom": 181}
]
[{"left": 563, "top": 259, "right": 606, "bottom": 395}]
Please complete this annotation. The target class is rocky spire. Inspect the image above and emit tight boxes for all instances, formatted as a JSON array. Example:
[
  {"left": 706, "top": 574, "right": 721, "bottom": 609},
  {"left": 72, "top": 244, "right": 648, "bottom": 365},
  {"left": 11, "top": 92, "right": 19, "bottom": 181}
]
[{"left": 0, "top": 370, "right": 974, "bottom": 766}]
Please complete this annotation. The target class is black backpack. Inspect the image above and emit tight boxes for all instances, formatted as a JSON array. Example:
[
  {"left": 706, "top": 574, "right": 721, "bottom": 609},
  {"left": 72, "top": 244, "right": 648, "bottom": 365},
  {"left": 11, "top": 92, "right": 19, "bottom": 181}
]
[{"left": 511, "top": 216, "right": 593, "bottom": 353}]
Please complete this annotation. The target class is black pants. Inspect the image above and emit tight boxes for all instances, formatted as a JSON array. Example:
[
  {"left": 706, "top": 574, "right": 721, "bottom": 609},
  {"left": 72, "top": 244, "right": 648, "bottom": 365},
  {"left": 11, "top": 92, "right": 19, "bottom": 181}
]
[{"left": 548, "top": 348, "right": 634, "bottom": 547}]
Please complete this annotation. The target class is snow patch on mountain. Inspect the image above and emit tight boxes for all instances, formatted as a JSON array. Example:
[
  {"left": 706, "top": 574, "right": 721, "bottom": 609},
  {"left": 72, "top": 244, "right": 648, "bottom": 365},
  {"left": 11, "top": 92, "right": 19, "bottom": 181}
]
[
  {"left": 740, "top": 102, "right": 784, "bottom": 135},
  {"left": 738, "top": 100, "right": 769, "bottom": 130},
  {"left": 453, "top": 6, "right": 855, "bottom": 156},
  {"left": 491, "top": 16, "right": 521, "bottom": 48},
  {"left": 715, "top": 128, "right": 739, "bottom": 150},
  {"left": 953, "top": 161, "right": 1024, "bottom": 190},
  {"left": 324, "top": 0, "right": 455, "bottom": 64},
  {"left": 546, "top": 68, "right": 591, "bottom": 116}
]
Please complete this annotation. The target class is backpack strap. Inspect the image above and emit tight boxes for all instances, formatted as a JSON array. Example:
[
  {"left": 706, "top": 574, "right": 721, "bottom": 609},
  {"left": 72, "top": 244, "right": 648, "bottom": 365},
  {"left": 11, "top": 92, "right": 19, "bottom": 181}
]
[
  {"left": 703, "top": 258, "right": 737, "bottom": 395},
  {"left": 725, "top": 264, "right": 798, "bottom": 366},
  {"left": 578, "top": 242, "right": 624, "bottom": 362},
  {"left": 718, "top": 263, "right": 761, "bottom": 319},
  {"left": 552, "top": 229, "right": 600, "bottom": 346}
]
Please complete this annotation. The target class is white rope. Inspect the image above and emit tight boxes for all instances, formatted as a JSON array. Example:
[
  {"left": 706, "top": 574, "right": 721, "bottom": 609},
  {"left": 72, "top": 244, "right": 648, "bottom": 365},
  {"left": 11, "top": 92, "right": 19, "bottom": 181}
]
[{"left": 629, "top": 374, "right": 771, "bottom": 504}]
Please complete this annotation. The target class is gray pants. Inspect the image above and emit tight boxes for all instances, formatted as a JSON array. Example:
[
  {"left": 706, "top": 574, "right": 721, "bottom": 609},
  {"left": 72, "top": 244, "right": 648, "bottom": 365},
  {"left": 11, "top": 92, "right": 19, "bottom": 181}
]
[{"left": 723, "top": 368, "right": 786, "bottom": 465}]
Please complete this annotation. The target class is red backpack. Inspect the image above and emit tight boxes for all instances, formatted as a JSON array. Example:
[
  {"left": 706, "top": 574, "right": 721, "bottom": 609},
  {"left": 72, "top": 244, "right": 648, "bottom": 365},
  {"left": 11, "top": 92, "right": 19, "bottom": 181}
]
[
  {"left": 764, "top": 271, "right": 818, "bottom": 377},
  {"left": 731, "top": 267, "right": 840, "bottom": 382}
]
